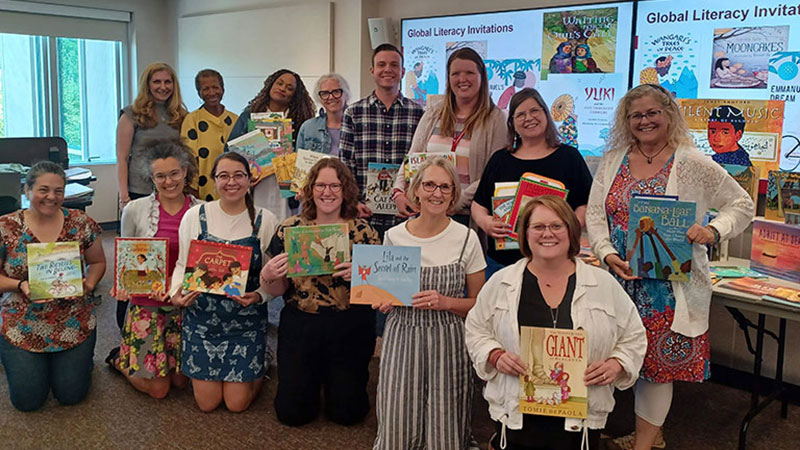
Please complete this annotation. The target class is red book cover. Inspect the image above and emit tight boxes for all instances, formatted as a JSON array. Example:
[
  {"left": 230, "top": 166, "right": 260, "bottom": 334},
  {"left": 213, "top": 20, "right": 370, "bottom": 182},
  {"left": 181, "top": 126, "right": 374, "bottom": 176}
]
[
  {"left": 508, "top": 173, "right": 568, "bottom": 239},
  {"left": 182, "top": 240, "right": 251, "bottom": 296}
]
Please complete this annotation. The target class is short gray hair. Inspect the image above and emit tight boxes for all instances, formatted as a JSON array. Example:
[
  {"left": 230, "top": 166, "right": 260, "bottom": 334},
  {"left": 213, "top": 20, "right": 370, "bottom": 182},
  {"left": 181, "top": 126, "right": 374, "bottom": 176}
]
[
  {"left": 407, "top": 156, "right": 462, "bottom": 210},
  {"left": 312, "top": 73, "right": 351, "bottom": 106}
]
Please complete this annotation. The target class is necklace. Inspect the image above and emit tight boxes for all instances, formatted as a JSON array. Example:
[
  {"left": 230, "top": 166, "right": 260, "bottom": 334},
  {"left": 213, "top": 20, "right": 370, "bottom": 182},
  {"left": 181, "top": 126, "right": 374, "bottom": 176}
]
[
  {"left": 548, "top": 305, "right": 559, "bottom": 328},
  {"left": 637, "top": 142, "right": 669, "bottom": 164}
]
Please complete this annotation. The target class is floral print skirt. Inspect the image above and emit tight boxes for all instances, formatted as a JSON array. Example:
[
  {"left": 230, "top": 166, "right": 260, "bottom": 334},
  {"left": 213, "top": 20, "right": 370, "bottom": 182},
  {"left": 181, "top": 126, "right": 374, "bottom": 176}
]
[{"left": 119, "top": 305, "right": 182, "bottom": 379}]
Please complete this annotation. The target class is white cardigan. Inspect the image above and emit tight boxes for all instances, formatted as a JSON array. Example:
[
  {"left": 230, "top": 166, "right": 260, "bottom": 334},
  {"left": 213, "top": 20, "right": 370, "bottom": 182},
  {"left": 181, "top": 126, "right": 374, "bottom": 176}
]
[
  {"left": 120, "top": 192, "right": 203, "bottom": 238},
  {"left": 465, "top": 258, "right": 646, "bottom": 430},
  {"left": 586, "top": 143, "right": 754, "bottom": 337}
]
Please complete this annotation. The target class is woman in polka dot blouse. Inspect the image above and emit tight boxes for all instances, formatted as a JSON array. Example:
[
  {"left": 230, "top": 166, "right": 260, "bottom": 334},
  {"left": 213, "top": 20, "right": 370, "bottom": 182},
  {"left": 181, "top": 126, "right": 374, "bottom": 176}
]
[{"left": 181, "top": 69, "right": 239, "bottom": 202}]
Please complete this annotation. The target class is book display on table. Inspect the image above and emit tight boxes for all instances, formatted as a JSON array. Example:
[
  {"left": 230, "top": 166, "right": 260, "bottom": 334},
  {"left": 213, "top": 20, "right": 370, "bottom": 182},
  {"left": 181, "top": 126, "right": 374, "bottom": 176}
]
[
  {"left": 114, "top": 238, "right": 168, "bottom": 295},
  {"left": 182, "top": 240, "right": 251, "bottom": 296},
  {"left": 349, "top": 244, "right": 421, "bottom": 307},
  {"left": 290, "top": 149, "right": 330, "bottom": 193},
  {"left": 27, "top": 241, "right": 83, "bottom": 300},
  {"left": 507, "top": 173, "right": 568, "bottom": 239},
  {"left": 765, "top": 171, "right": 800, "bottom": 221},
  {"left": 626, "top": 195, "right": 695, "bottom": 281},
  {"left": 750, "top": 219, "right": 800, "bottom": 283},
  {"left": 365, "top": 163, "right": 400, "bottom": 215},
  {"left": 724, "top": 277, "right": 800, "bottom": 303},
  {"left": 519, "top": 326, "right": 588, "bottom": 419},
  {"left": 285, "top": 224, "right": 349, "bottom": 277}
]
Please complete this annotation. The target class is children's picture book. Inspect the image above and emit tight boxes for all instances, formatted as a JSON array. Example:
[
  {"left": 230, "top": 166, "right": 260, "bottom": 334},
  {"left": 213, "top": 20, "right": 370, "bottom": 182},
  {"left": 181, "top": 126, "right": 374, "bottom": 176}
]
[
  {"left": 723, "top": 164, "right": 760, "bottom": 204},
  {"left": 114, "top": 238, "right": 168, "bottom": 295},
  {"left": 768, "top": 51, "right": 800, "bottom": 172},
  {"left": 541, "top": 7, "right": 618, "bottom": 80},
  {"left": 182, "top": 240, "right": 251, "bottom": 296},
  {"left": 519, "top": 326, "right": 587, "bottom": 419},
  {"left": 248, "top": 113, "right": 294, "bottom": 160},
  {"left": 272, "top": 152, "right": 298, "bottom": 198},
  {"left": 350, "top": 244, "right": 421, "bottom": 307},
  {"left": 750, "top": 219, "right": 800, "bottom": 283},
  {"left": 403, "top": 152, "right": 457, "bottom": 184},
  {"left": 710, "top": 26, "right": 788, "bottom": 90},
  {"left": 27, "top": 241, "right": 83, "bottom": 300},
  {"left": 709, "top": 266, "right": 766, "bottom": 279},
  {"left": 494, "top": 181, "right": 519, "bottom": 198},
  {"left": 626, "top": 195, "right": 695, "bottom": 282},
  {"left": 492, "top": 196, "right": 519, "bottom": 251},
  {"left": 285, "top": 224, "right": 350, "bottom": 277},
  {"left": 507, "top": 173, "right": 568, "bottom": 239},
  {"left": 227, "top": 130, "right": 275, "bottom": 182},
  {"left": 290, "top": 149, "right": 330, "bottom": 193},
  {"left": 725, "top": 277, "right": 800, "bottom": 302},
  {"left": 365, "top": 163, "right": 400, "bottom": 215},
  {"left": 765, "top": 171, "right": 800, "bottom": 221}
]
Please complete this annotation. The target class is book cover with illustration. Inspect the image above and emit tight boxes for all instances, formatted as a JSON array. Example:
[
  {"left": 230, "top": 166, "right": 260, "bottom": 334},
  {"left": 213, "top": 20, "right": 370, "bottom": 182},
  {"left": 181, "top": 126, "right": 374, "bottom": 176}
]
[
  {"left": 677, "top": 98, "right": 785, "bottom": 174},
  {"left": 541, "top": 7, "right": 618, "bottom": 80},
  {"left": 750, "top": 219, "right": 800, "bottom": 284},
  {"left": 765, "top": 171, "right": 800, "bottom": 221},
  {"left": 290, "top": 149, "right": 330, "bottom": 193},
  {"left": 519, "top": 326, "right": 587, "bottom": 419},
  {"left": 272, "top": 152, "right": 298, "bottom": 198},
  {"left": 248, "top": 113, "right": 294, "bottom": 157},
  {"left": 492, "top": 196, "right": 519, "bottom": 251},
  {"left": 114, "top": 238, "right": 168, "bottom": 295},
  {"left": 768, "top": 51, "right": 800, "bottom": 172},
  {"left": 710, "top": 26, "right": 788, "bottom": 90},
  {"left": 182, "top": 240, "right": 251, "bottom": 296},
  {"left": 285, "top": 224, "right": 350, "bottom": 277},
  {"left": 349, "top": 244, "right": 421, "bottom": 307},
  {"left": 507, "top": 173, "right": 568, "bottom": 239},
  {"left": 27, "top": 241, "right": 83, "bottom": 300},
  {"left": 626, "top": 196, "right": 695, "bottom": 282},
  {"left": 637, "top": 31, "right": 699, "bottom": 99},
  {"left": 725, "top": 277, "right": 800, "bottom": 302},
  {"left": 723, "top": 164, "right": 760, "bottom": 204},
  {"left": 228, "top": 130, "right": 275, "bottom": 182},
  {"left": 403, "top": 152, "right": 457, "bottom": 184},
  {"left": 366, "top": 163, "right": 400, "bottom": 215}
]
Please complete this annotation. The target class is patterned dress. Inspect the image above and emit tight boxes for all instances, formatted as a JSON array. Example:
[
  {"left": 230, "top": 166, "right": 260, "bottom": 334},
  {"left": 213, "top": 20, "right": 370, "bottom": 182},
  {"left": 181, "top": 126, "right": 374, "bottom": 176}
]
[{"left": 605, "top": 153, "right": 710, "bottom": 383}]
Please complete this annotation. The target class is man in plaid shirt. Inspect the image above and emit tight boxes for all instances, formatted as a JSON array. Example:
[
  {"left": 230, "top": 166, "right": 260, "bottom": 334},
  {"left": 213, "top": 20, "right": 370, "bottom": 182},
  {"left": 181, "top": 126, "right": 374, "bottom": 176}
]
[{"left": 340, "top": 43, "right": 424, "bottom": 237}]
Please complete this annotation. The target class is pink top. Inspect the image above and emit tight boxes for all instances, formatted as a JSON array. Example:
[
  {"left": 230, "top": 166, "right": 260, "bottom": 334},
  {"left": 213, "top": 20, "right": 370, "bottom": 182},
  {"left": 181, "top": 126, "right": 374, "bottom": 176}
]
[{"left": 131, "top": 195, "right": 192, "bottom": 307}]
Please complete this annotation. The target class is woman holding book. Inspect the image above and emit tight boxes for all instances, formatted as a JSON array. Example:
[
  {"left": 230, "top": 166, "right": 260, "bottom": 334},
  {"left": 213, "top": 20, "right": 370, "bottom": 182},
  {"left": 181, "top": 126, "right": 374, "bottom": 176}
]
[
  {"left": 0, "top": 161, "right": 106, "bottom": 411},
  {"left": 392, "top": 47, "right": 509, "bottom": 223},
  {"left": 109, "top": 138, "right": 202, "bottom": 398},
  {"left": 374, "top": 156, "right": 486, "bottom": 449},
  {"left": 586, "top": 84, "right": 754, "bottom": 450},
  {"left": 228, "top": 69, "right": 315, "bottom": 220},
  {"left": 181, "top": 69, "right": 239, "bottom": 202},
  {"left": 261, "top": 158, "right": 379, "bottom": 426},
  {"left": 471, "top": 88, "right": 593, "bottom": 277},
  {"left": 465, "top": 196, "right": 646, "bottom": 450},
  {"left": 296, "top": 73, "right": 351, "bottom": 157},
  {"left": 170, "top": 152, "right": 279, "bottom": 412}
]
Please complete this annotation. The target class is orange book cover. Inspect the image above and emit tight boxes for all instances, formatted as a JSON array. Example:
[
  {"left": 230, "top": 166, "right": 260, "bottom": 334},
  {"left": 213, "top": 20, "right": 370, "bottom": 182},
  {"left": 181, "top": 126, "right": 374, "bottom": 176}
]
[{"left": 508, "top": 173, "right": 567, "bottom": 239}]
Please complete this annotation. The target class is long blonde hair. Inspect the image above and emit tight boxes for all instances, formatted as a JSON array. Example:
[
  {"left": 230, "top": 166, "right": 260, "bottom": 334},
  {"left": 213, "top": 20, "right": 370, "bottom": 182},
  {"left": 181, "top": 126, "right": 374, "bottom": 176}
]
[
  {"left": 132, "top": 62, "right": 187, "bottom": 129},
  {"left": 605, "top": 84, "right": 693, "bottom": 153},
  {"left": 439, "top": 47, "right": 494, "bottom": 139}
]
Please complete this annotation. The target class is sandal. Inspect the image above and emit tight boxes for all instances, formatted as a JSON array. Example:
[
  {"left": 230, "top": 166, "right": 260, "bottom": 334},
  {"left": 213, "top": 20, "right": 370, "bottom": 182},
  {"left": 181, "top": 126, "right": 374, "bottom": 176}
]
[{"left": 105, "top": 346, "right": 121, "bottom": 373}]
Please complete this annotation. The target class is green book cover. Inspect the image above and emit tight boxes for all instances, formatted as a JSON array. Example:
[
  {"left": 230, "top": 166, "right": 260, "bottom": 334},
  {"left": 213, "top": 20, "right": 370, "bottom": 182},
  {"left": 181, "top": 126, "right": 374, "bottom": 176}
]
[
  {"left": 27, "top": 241, "right": 83, "bottom": 300},
  {"left": 285, "top": 224, "right": 350, "bottom": 277}
]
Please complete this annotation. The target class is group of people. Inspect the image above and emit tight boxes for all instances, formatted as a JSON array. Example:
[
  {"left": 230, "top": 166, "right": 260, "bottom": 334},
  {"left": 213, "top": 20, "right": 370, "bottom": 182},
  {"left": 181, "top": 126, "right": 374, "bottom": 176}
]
[{"left": 0, "top": 41, "right": 755, "bottom": 450}]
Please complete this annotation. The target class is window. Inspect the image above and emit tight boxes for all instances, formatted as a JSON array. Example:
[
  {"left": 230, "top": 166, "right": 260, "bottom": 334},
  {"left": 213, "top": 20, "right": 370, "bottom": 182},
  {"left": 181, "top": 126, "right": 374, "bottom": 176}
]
[{"left": 0, "top": 33, "right": 124, "bottom": 163}]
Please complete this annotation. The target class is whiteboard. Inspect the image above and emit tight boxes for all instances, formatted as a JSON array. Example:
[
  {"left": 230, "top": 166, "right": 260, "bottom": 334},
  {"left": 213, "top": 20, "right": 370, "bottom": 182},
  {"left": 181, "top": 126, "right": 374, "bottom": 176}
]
[{"left": 178, "top": 2, "right": 332, "bottom": 113}]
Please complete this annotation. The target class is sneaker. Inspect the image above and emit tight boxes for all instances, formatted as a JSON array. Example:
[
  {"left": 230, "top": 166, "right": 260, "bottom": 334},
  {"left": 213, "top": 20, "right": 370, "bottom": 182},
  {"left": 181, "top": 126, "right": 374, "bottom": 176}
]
[{"left": 608, "top": 431, "right": 666, "bottom": 450}]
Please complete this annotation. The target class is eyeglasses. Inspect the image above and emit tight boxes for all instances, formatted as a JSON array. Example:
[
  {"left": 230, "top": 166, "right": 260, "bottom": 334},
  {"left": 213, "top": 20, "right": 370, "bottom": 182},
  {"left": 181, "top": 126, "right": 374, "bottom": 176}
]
[
  {"left": 627, "top": 109, "right": 663, "bottom": 122},
  {"left": 528, "top": 222, "right": 566, "bottom": 234},
  {"left": 513, "top": 107, "right": 544, "bottom": 121},
  {"left": 152, "top": 170, "right": 184, "bottom": 184},
  {"left": 421, "top": 181, "right": 453, "bottom": 194},
  {"left": 313, "top": 182, "right": 342, "bottom": 192},
  {"left": 318, "top": 89, "right": 343, "bottom": 100},
  {"left": 214, "top": 172, "right": 249, "bottom": 183}
]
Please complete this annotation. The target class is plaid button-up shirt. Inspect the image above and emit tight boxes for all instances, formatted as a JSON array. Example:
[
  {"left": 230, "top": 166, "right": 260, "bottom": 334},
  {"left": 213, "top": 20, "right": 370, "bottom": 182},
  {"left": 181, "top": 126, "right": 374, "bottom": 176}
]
[{"left": 340, "top": 91, "right": 424, "bottom": 230}]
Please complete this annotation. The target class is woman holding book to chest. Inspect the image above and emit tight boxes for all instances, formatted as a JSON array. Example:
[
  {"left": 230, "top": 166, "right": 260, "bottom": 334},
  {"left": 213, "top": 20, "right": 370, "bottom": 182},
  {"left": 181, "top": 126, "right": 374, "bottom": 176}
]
[
  {"left": 374, "top": 157, "right": 486, "bottom": 450},
  {"left": 586, "top": 84, "right": 754, "bottom": 450},
  {"left": 466, "top": 196, "right": 646, "bottom": 450},
  {"left": 0, "top": 162, "right": 106, "bottom": 412},
  {"left": 261, "top": 158, "right": 379, "bottom": 426},
  {"left": 471, "top": 88, "right": 593, "bottom": 278},
  {"left": 109, "top": 138, "right": 202, "bottom": 398},
  {"left": 170, "top": 152, "right": 278, "bottom": 412}
]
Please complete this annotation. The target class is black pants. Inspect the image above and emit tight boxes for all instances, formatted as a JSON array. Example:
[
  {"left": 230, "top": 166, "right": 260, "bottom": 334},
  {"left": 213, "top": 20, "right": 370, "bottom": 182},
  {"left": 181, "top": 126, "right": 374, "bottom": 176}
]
[
  {"left": 491, "top": 417, "right": 601, "bottom": 450},
  {"left": 274, "top": 304, "right": 376, "bottom": 426}
]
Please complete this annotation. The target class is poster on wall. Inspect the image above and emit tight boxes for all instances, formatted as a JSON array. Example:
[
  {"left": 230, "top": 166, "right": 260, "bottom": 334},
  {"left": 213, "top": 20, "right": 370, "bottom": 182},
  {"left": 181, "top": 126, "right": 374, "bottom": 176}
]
[
  {"left": 769, "top": 51, "right": 800, "bottom": 172},
  {"left": 710, "top": 26, "right": 788, "bottom": 90},
  {"left": 541, "top": 7, "right": 619, "bottom": 80},
  {"left": 637, "top": 32, "right": 700, "bottom": 98}
]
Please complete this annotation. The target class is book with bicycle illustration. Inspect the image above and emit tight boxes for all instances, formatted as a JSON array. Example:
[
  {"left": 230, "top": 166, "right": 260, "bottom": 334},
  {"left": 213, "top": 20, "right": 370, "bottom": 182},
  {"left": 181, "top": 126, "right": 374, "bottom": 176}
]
[
  {"left": 27, "top": 241, "right": 83, "bottom": 300},
  {"left": 349, "top": 244, "right": 421, "bottom": 307},
  {"left": 519, "top": 326, "right": 588, "bottom": 419},
  {"left": 182, "top": 240, "right": 251, "bottom": 296},
  {"left": 114, "top": 238, "right": 169, "bottom": 295},
  {"left": 285, "top": 224, "right": 350, "bottom": 277}
]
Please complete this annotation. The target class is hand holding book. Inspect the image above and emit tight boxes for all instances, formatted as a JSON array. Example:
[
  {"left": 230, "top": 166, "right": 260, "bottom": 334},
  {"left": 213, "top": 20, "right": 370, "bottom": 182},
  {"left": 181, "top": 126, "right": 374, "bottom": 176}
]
[
  {"left": 171, "top": 290, "right": 201, "bottom": 307},
  {"left": 332, "top": 262, "right": 352, "bottom": 281},
  {"left": 230, "top": 292, "right": 262, "bottom": 307},
  {"left": 686, "top": 223, "right": 716, "bottom": 245},
  {"left": 494, "top": 350, "right": 527, "bottom": 377},
  {"left": 604, "top": 254, "right": 638, "bottom": 281}
]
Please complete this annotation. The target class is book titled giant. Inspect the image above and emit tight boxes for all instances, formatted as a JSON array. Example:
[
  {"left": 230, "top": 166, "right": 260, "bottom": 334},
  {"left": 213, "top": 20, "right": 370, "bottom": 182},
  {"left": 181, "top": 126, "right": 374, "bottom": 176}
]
[
  {"left": 350, "top": 244, "right": 421, "bottom": 307},
  {"left": 285, "top": 224, "right": 350, "bottom": 277},
  {"left": 519, "top": 327, "right": 587, "bottom": 419},
  {"left": 114, "top": 238, "right": 169, "bottom": 295},
  {"left": 750, "top": 219, "right": 800, "bottom": 284},
  {"left": 182, "top": 240, "right": 251, "bottom": 296},
  {"left": 626, "top": 195, "right": 695, "bottom": 281},
  {"left": 27, "top": 241, "right": 83, "bottom": 300}
]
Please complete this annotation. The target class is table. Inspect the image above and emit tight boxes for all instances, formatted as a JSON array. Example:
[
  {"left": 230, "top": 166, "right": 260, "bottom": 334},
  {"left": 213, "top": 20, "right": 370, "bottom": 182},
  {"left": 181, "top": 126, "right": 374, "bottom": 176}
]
[{"left": 711, "top": 259, "right": 800, "bottom": 450}]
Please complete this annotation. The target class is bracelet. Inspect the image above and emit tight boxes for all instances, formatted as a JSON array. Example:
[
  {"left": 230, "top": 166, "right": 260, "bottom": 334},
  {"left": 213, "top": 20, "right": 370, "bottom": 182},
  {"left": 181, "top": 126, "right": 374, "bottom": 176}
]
[
  {"left": 488, "top": 348, "right": 506, "bottom": 368},
  {"left": 706, "top": 225, "right": 721, "bottom": 245},
  {"left": 17, "top": 279, "right": 24, "bottom": 292}
]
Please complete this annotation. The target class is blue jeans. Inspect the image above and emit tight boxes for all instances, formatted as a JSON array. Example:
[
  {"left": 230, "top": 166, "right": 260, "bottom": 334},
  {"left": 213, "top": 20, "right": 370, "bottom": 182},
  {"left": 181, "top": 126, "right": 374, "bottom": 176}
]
[{"left": 0, "top": 330, "right": 96, "bottom": 411}]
